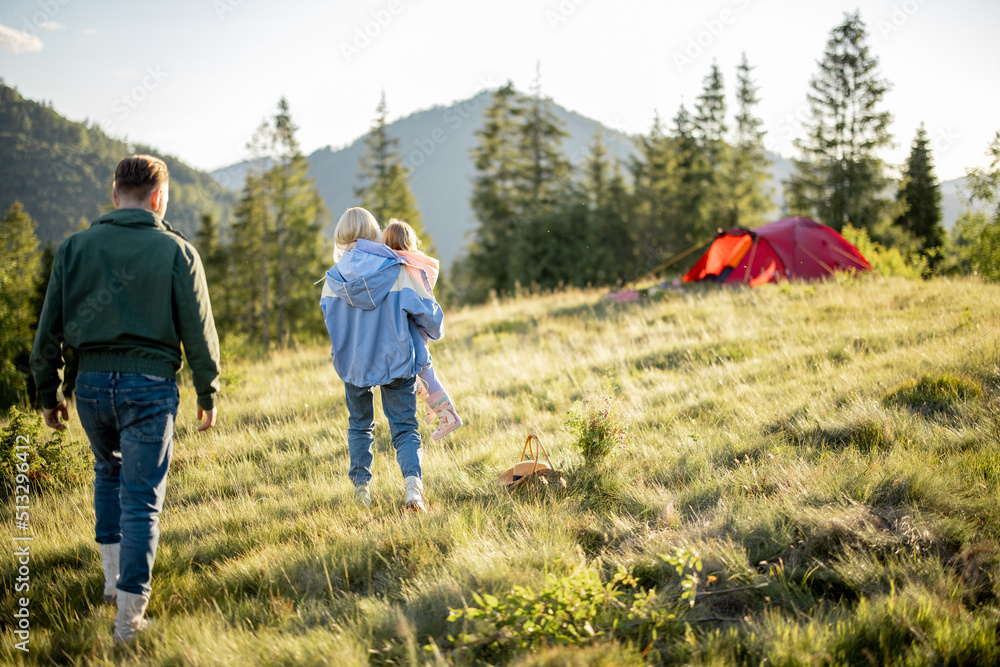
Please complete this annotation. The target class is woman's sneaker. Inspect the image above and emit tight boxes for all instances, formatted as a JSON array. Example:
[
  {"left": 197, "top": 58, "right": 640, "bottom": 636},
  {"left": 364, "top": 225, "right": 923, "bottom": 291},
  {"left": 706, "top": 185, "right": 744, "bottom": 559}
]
[
  {"left": 404, "top": 476, "right": 427, "bottom": 513},
  {"left": 354, "top": 483, "right": 371, "bottom": 507}
]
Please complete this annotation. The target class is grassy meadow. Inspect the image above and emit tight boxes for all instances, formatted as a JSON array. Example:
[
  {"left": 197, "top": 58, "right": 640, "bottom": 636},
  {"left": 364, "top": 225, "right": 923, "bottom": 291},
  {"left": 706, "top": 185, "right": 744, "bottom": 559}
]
[{"left": 2, "top": 276, "right": 1000, "bottom": 665}]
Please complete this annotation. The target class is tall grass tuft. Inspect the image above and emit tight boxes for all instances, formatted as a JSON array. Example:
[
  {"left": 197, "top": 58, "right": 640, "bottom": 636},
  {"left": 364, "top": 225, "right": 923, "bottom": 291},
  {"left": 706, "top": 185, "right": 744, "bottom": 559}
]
[{"left": 883, "top": 372, "right": 984, "bottom": 413}]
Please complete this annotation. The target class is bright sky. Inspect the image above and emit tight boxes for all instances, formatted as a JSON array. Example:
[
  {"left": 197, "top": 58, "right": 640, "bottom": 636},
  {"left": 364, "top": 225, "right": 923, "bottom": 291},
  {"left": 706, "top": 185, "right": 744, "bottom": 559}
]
[{"left": 1, "top": 0, "right": 997, "bottom": 181}]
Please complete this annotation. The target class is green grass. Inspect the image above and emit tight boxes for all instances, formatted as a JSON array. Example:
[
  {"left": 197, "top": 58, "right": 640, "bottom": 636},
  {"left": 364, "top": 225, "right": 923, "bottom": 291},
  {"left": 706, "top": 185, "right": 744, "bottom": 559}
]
[{"left": 2, "top": 276, "right": 1000, "bottom": 665}]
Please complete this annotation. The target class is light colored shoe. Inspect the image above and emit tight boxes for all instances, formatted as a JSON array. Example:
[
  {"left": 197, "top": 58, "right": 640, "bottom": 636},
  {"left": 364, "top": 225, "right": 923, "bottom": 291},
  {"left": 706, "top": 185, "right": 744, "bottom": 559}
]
[
  {"left": 113, "top": 590, "right": 150, "bottom": 643},
  {"left": 354, "top": 483, "right": 371, "bottom": 507},
  {"left": 429, "top": 396, "right": 463, "bottom": 440},
  {"left": 99, "top": 543, "right": 120, "bottom": 604},
  {"left": 418, "top": 381, "right": 436, "bottom": 424},
  {"left": 404, "top": 476, "right": 427, "bottom": 513}
]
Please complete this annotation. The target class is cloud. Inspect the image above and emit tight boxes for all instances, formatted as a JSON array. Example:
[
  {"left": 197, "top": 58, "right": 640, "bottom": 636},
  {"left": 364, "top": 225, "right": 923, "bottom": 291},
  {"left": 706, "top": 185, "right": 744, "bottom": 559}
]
[
  {"left": 40, "top": 21, "right": 66, "bottom": 31},
  {"left": 0, "top": 24, "right": 43, "bottom": 54},
  {"left": 83, "top": 28, "right": 96, "bottom": 35}
]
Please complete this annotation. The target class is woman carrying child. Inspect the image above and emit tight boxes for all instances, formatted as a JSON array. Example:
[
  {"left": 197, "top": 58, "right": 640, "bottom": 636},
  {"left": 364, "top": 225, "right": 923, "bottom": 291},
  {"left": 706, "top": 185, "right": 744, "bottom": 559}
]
[{"left": 319, "top": 208, "right": 443, "bottom": 512}]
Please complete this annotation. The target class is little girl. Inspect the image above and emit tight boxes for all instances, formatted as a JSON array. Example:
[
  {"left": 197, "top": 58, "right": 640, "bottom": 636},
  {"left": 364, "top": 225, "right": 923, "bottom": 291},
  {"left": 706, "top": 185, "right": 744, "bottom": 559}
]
[{"left": 382, "top": 219, "right": 464, "bottom": 440}]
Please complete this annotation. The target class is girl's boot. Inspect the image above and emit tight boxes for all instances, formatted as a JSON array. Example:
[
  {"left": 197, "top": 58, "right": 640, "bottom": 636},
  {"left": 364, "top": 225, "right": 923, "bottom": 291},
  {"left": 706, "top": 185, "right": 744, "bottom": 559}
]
[
  {"left": 415, "top": 376, "right": 435, "bottom": 424},
  {"left": 427, "top": 393, "right": 463, "bottom": 440}
]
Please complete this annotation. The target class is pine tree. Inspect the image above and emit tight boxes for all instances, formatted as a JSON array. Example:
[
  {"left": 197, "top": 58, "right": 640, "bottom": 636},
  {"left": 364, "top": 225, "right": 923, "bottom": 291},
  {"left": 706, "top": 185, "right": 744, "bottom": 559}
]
[
  {"left": 224, "top": 102, "right": 330, "bottom": 349},
  {"left": 355, "top": 92, "right": 430, "bottom": 248},
  {"left": 894, "top": 124, "right": 944, "bottom": 264},
  {"left": 272, "top": 99, "right": 292, "bottom": 345},
  {"left": 510, "top": 70, "right": 573, "bottom": 286},
  {"left": 229, "top": 170, "right": 268, "bottom": 343},
  {"left": 670, "top": 104, "right": 713, "bottom": 246},
  {"left": 271, "top": 98, "right": 328, "bottom": 344},
  {"left": 516, "top": 69, "right": 571, "bottom": 209},
  {"left": 694, "top": 61, "right": 728, "bottom": 171},
  {"left": 631, "top": 114, "right": 681, "bottom": 257},
  {"left": 248, "top": 120, "right": 273, "bottom": 351},
  {"left": 585, "top": 129, "right": 609, "bottom": 213},
  {"left": 0, "top": 202, "right": 41, "bottom": 408},
  {"left": 724, "top": 53, "right": 773, "bottom": 228},
  {"left": 693, "top": 63, "right": 731, "bottom": 240},
  {"left": 785, "top": 11, "right": 893, "bottom": 231},
  {"left": 511, "top": 197, "right": 593, "bottom": 291},
  {"left": 586, "top": 130, "right": 637, "bottom": 283},
  {"left": 465, "top": 82, "right": 524, "bottom": 300},
  {"left": 194, "top": 213, "right": 232, "bottom": 336}
]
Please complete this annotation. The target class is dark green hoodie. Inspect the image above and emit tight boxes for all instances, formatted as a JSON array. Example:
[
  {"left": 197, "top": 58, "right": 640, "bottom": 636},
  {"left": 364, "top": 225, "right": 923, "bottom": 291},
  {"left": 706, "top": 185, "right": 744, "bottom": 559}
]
[{"left": 30, "top": 208, "right": 221, "bottom": 410}]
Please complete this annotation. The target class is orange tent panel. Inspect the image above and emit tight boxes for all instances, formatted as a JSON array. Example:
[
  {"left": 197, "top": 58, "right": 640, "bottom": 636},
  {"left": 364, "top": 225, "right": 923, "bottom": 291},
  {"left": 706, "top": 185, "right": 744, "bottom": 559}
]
[{"left": 682, "top": 234, "right": 752, "bottom": 282}]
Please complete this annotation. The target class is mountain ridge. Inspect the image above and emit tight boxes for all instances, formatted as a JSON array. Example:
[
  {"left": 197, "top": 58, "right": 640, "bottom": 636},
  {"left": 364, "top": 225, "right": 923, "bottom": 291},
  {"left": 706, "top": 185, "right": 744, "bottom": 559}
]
[{"left": 0, "top": 82, "right": 235, "bottom": 243}]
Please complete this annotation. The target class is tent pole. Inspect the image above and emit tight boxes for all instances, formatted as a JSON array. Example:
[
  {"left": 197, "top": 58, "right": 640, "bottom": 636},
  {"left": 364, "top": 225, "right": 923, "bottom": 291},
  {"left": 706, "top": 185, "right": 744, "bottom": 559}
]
[
  {"left": 620, "top": 236, "right": 715, "bottom": 291},
  {"left": 827, "top": 243, "right": 873, "bottom": 270},
  {"left": 795, "top": 243, "right": 836, "bottom": 275},
  {"left": 741, "top": 240, "right": 759, "bottom": 283}
]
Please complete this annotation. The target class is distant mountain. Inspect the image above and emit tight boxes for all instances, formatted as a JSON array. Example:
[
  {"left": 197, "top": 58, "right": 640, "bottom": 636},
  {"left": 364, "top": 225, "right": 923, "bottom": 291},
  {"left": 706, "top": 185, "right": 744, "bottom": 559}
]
[
  {"left": 0, "top": 82, "right": 235, "bottom": 242},
  {"left": 215, "top": 90, "right": 637, "bottom": 269}
]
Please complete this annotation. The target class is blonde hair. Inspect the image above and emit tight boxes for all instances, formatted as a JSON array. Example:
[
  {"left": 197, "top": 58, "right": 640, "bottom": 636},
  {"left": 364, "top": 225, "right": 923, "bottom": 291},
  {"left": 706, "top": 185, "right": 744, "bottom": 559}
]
[
  {"left": 382, "top": 218, "right": 421, "bottom": 253},
  {"left": 334, "top": 207, "right": 381, "bottom": 262}
]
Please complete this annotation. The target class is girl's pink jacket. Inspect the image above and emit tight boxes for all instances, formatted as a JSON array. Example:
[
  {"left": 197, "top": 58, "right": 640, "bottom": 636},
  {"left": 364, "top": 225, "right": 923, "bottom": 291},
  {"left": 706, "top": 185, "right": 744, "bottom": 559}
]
[{"left": 395, "top": 250, "right": 440, "bottom": 291}]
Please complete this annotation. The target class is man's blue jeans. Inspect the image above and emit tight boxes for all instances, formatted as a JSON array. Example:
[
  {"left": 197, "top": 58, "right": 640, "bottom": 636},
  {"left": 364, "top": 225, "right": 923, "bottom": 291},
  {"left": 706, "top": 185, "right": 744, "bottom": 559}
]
[
  {"left": 74, "top": 371, "right": 179, "bottom": 597},
  {"left": 344, "top": 376, "right": 422, "bottom": 486}
]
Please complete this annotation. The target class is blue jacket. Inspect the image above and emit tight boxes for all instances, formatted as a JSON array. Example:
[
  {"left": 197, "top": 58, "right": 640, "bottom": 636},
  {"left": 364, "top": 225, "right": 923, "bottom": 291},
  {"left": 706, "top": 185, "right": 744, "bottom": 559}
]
[{"left": 320, "top": 239, "right": 444, "bottom": 387}]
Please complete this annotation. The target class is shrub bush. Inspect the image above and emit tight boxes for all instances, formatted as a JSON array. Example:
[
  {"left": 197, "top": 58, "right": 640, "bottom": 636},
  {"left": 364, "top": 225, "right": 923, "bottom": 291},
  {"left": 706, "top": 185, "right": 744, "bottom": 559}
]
[
  {"left": 566, "top": 380, "right": 632, "bottom": 465},
  {"left": 842, "top": 224, "right": 927, "bottom": 278},
  {"left": 0, "top": 406, "right": 88, "bottom": 497}
]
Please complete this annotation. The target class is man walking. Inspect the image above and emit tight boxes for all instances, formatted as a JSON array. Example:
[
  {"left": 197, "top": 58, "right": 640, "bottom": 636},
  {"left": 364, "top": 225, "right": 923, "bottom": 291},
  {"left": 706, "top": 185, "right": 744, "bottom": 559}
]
[{"left": 30, "top": 154, "right": 221, "bottom": 642}]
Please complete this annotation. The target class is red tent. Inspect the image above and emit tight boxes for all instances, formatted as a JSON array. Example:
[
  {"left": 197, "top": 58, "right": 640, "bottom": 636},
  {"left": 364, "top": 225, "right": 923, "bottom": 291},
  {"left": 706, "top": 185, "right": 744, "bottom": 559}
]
[{"left": 682, "top": 217, "right": 872, "bottom": 285}]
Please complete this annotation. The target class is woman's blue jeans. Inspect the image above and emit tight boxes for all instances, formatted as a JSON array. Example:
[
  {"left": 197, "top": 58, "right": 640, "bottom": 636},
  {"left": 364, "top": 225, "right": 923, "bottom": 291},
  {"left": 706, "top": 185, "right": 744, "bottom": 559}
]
[
  {"left": 344, "top": 376, "right": 422, "bottom": 486},
  {"left": 74, "top": 371, "right": 179, "bottom": 597}
]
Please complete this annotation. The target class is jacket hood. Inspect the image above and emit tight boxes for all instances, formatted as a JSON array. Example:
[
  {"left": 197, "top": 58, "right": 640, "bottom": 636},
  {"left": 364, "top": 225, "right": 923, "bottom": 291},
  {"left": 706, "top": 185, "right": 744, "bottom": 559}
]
[{"left": 324, "top": 239, "right": 404, "bottom": 311}]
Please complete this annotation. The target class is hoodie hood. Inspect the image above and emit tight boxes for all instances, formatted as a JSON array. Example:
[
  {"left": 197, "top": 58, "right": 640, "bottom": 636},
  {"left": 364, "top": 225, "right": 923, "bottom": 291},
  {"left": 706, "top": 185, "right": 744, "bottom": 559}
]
[
  {"left": 319, "top": 238, "right": 444, "bottom": 388},
  {"left": 324, "top": 239, "right": 404, "bottom": 311}
]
